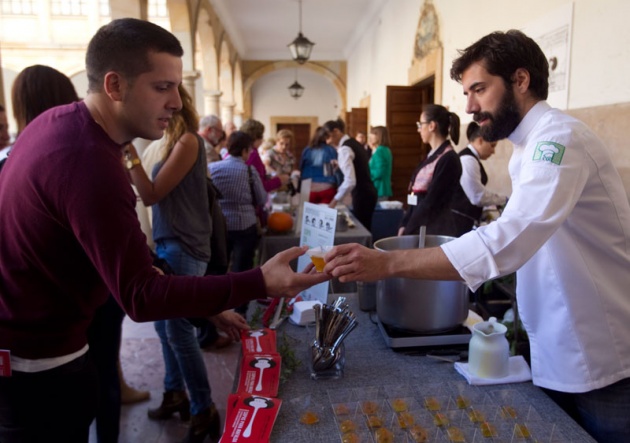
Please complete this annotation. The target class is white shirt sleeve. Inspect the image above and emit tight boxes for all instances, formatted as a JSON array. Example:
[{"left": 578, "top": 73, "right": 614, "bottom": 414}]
[
  {"left": 334, "top": 145, "right": 356, "bottom": 202},
  {"left": 443, "top": 124, "right": 590, "bottom": 291},
  {"left": 459, "top": 155, "right": 507, "bottom": 207}
]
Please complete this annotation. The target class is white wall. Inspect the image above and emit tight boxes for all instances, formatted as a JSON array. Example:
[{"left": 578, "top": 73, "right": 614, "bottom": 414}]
[
  {"left": 346, "top": 0, "right": 630, "bottom": 124},
  {"left": 250, "top": 67, "right": 341, "bottom": 139}
]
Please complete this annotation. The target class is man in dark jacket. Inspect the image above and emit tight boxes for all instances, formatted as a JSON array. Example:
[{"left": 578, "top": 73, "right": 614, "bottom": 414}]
[{"left": 323, "top": 118, "right": 378, "bottom": 231}]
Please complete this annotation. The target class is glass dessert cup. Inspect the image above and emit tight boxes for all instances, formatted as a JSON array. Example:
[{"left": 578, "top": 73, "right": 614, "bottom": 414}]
[{"left": 306, "top": 246, "right": 333, "bottom": 272}]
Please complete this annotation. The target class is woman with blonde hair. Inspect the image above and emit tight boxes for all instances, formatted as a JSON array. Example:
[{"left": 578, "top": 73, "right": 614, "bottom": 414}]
[
  {"left": 126, "top": 84, "right": 247, "bottom": 443},
  {"left": 267, "top": 128, "right": 296, "bottom": 176}
]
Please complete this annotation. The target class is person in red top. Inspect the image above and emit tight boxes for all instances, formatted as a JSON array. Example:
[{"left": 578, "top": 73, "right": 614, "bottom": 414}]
[{"left": 0, "top": 18, "right": 327, "bottom": 443}]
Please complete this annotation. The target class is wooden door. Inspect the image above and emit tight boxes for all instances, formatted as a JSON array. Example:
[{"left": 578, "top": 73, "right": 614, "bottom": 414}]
[
  {"left": 386, "top": 83, "right": 434, "bottom": 204},
  {"left": 346, "top": 107, "right": 368, "bottom": 139},
  {"left": 276, "top": 123, "right": 311, "bottom": 168}
]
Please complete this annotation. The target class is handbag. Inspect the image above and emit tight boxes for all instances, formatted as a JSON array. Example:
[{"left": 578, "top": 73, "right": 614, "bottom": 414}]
[
  {"left": 247, "top": 166, "right": 264, "bottom": 236},
  {"left": 205, "top": 175, "right": 229, "bottom": 275}
]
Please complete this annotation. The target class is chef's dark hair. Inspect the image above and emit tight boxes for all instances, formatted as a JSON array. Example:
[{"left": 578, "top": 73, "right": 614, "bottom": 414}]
[
  {"left": 422, "top": 104, "right": 460, "bottom": 145},
  {"left": 450, "top": 30, "right": 549, "bottom": 100}
]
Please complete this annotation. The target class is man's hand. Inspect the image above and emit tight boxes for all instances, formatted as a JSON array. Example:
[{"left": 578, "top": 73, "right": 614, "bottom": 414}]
[
  {"left": 278, "top": 174, "right": 290, "bottom": 186},
  {"left": 261, "top": 246, "right": 330, "bottom": 298},
  {"left": 328, "top": 199, "right": 338, "bottom": 209},
  {"left": 210, "top": 310, "right": 249, "bottom": 341},
  {"left": 323, "top": 243, "right": 388, "bottom": 283}
]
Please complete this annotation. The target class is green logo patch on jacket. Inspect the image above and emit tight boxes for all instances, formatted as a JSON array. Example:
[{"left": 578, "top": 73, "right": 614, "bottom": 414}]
[{"left": 533, "top": 141, "right": 565, "bottom": 165}]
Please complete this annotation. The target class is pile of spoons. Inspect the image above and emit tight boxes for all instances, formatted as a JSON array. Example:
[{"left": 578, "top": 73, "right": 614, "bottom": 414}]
[{"left": 311, "top": 297, "right": 358, "bottom": 372}]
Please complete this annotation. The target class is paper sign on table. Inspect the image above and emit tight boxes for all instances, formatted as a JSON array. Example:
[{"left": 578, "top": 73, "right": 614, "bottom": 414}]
[
  {"left": 297, "top": 202, "right": 337, "bottom": 304},
  {"left": 241, "top": 328, "right": 277, "bottom": 355},
  {"left": 237, "top": 353, "right": 281, "bottom": 397},
  {"left": 219, "top": 393, "right": 282, "bottom": 443}
]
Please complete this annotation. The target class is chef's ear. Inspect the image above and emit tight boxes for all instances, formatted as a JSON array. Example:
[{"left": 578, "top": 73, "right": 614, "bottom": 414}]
[{"left": 512, "top": 68, "right": 531, "bottom": 95}]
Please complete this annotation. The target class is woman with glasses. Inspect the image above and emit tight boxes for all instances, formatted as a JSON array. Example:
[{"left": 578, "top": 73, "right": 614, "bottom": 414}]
[{"left": 399, "top": 104, "right": 462, "bottom": 236}]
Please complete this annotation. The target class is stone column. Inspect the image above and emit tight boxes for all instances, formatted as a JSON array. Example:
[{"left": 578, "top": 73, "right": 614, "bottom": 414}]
[
  {"left": 221, "top": 102, "right": 236, "bottom": 127},
  {"left": 233, "top": 113, "right": 243, "bottom": 128},
  {"left": 182, "top": 71, "right": 200, "bottom": 103},
  {"left": 203, "top": 90, "right": 222, "bottom": 117}
]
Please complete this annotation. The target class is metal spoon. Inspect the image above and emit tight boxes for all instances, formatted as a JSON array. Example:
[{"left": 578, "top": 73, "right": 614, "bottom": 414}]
[{"left": 418, "top": 225, "right": 426, "bottom": 249}]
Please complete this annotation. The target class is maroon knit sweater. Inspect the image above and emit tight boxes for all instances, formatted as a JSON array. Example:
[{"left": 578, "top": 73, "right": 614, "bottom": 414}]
[{"left": 0, "top": 102, "right": 266, "bottom": 359}]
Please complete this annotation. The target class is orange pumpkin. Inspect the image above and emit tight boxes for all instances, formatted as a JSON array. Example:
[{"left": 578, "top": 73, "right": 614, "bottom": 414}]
[{"left": 267, "top": 212, "right": 293, "bottom": 233}]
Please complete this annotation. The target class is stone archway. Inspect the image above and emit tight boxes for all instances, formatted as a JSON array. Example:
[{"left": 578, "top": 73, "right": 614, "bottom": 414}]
[{"left": 242, "top": 61, "right": 346, "bottom": 120}]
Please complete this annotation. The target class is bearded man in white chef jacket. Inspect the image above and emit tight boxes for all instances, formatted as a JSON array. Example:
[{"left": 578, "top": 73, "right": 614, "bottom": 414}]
[{"left": 324, "top": 30, "right": 630, "bottom": 443}]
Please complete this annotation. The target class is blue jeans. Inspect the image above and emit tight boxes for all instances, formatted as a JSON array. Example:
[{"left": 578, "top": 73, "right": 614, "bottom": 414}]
[
  {"left": 154, "top": 240, "right": 212, "bottom": 415},
  {"left": 227, "top": 225, "right": 260, "bottom": 316},
  {"left": 543, "top": 377, "right": 630, "bottom": 443}
]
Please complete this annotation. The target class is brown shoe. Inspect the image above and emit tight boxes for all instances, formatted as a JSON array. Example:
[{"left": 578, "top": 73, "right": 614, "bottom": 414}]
[
  {"left": 180, "top": 404, "right": 221, "bottom": 443},
  {"left": 148, "top": 390, "right": 191, "bottom": 422},
  {"left": 118, "top": 359, "right": 151, "bottom": 404},
  {"left": 121, "top": 385, "right": 151, "bottom": 405}
]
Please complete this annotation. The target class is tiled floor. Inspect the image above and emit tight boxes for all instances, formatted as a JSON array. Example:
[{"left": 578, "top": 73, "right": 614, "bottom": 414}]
[{"left": 89, "top": 316, "right": 241, "bottom": 443}]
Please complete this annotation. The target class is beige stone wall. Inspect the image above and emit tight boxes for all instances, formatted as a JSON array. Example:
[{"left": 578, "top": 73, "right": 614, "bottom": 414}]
[{"left": 460, "top": 101, "right": 630, "bottom": 201}]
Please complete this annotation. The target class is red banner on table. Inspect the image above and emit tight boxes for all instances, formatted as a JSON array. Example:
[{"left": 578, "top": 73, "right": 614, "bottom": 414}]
[
  {"left": 241, "top": 328, "right": 277, "bottom": 355},
  {"left": 237, "top": 353, "right": 281, "bottom": 398},
  {"left": 219, "top": 393, "right": 281, "bottom": 443}
]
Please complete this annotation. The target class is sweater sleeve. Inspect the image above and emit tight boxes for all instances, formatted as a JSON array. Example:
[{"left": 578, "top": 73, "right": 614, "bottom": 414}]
[
  {"left": 248, "top": 149, "right": 281, "bottom": 192},
  {"left": 65, "top": 151, "right": 267, "bottom": 322}
]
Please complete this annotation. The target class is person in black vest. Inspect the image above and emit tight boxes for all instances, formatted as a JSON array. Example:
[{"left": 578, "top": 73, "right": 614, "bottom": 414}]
[
  {"left": 399, "top": 104, "right": 462, "bottom": 237},
  {"left": 452, "top": 122, "right": 508, "bottom": 236},
  {"left": 323, "top": 118, "right": 377, "bottom": 231}
]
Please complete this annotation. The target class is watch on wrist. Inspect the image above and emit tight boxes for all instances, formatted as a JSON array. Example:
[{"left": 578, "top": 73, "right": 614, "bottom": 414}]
[{"left": 124, "top": 152, "right": 141, "bottom": 170}]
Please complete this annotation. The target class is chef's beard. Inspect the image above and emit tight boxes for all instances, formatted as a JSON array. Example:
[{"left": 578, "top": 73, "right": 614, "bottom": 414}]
[{"left": 474, "top": 87, "right": 521, "bottom": 142}]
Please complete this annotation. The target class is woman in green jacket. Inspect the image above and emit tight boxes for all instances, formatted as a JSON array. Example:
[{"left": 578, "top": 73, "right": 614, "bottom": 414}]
[{"left": 368, "top": 126, "right": 393, "bottom": 201}]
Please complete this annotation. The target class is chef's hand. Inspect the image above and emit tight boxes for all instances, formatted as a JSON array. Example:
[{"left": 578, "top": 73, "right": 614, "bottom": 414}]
[
  {"left": 210, "top": 310, "right": 249, "bottom": 341},
  {"left": 261, "top": 246, "right": 330, "bottom": 298},
  {"left": 324, "top": 243, "right": 388, "bottom": 283},
  {"left": 397, "top": 227, "right": 405, "bottom": 237}
]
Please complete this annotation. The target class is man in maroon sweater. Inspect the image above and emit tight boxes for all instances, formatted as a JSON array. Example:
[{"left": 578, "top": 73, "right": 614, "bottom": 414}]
[{"left": 0, "top": 18, "right": 328, "bottom": 442}]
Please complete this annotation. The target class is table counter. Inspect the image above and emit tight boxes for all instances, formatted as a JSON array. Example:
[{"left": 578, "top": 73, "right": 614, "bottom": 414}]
[{"left": 263, "top": 294, "right": 595, "bottom": 443}]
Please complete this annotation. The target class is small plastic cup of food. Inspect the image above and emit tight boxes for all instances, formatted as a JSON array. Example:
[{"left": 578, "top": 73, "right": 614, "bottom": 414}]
[{"left": 306, "top": 246, "right": 333, "bottom": 272}]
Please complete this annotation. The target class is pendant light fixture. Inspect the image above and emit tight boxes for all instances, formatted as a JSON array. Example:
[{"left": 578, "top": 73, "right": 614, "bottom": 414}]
[
  {"left": 287, "top": 0, "right": 315, "bottom": 64},
  {"left": 288, "top": 67, "right": 305, "bottom": 99}
]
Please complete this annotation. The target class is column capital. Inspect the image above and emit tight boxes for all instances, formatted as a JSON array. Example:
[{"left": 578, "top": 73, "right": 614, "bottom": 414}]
[
  {"left": 183, "top": 70, "right": 201, "bottom": 81},
  {"left": 204, "top": 90, "right": 223, "bottom": 99}
]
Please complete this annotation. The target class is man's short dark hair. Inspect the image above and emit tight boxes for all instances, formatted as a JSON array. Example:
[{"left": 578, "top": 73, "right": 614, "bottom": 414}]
[
  {"left": 227, "top": 131, "right": 253, "bottom": 157},
  {"left": 450, "top": 30, "right": 549, "bottom": 100},
  {"left": 466, "top": 121, "right": 482, "bottom": 142},
  {"left": 86, "top": 18, "right": 184, "bottom": 93},
  {"left": 323, "top": 118, "right": 345, "bottom": 134}
]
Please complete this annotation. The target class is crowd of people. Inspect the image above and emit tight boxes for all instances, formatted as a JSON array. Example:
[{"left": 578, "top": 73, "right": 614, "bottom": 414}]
[{"left": 1, "top": 16, "right": 628, "bottom": 443}]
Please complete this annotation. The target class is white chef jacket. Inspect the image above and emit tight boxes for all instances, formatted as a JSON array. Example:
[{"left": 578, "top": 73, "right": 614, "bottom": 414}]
[
  {"left": 442, "top": 101, "right": 630, "bottom": 393},
  {"left": 459, "top": 145, "right": 507, "bottom": 207},
  {"left": 333, "top": 134, "right": 356, "bottom": 203}
]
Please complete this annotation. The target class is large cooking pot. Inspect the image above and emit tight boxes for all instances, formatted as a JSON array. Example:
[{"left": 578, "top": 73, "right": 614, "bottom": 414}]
[{"left": 374, "top": 235, "right": 468, "bottom": 334}]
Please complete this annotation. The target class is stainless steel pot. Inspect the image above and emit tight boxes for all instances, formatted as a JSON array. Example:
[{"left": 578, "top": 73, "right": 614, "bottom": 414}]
[{"left": 373, "top": 235, "right": 469, "bottom": 334}]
